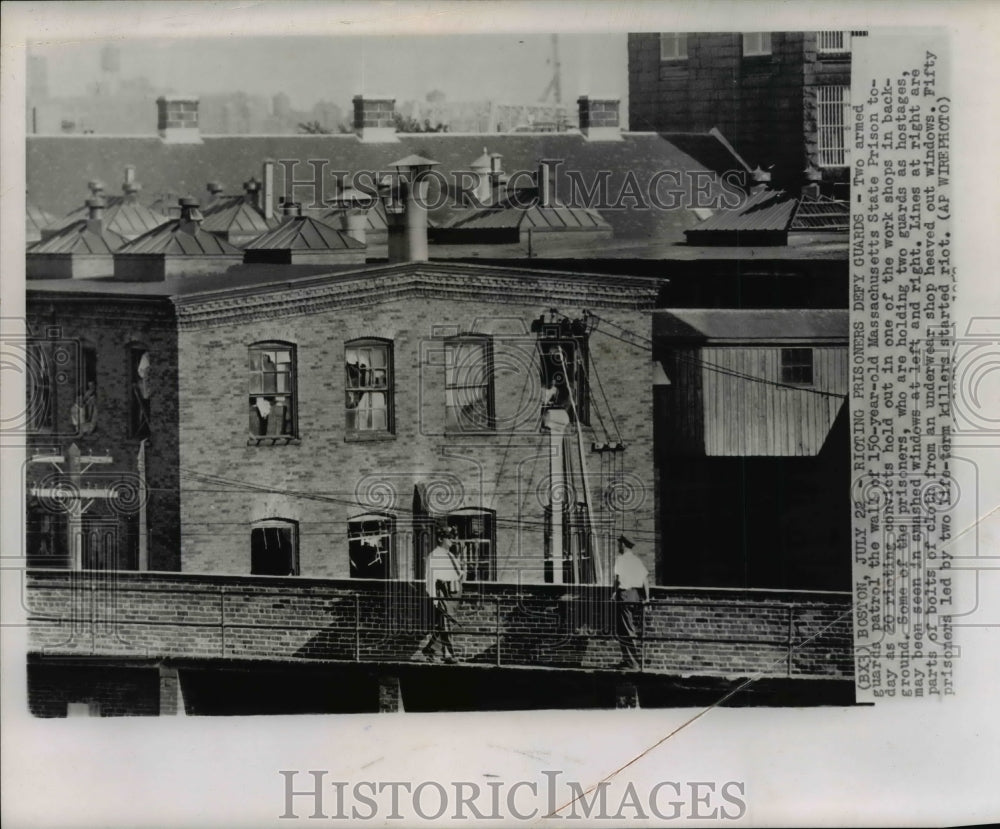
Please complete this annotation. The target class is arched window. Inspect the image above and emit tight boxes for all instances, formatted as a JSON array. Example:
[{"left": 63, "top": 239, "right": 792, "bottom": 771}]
[
  {"left": 345, "top": 339, "right": 393, "bottom": 433},
  {"left": 248, "top": 342, "right": 296, "bottom": 438},
  {"left": 348, "top": 513, "right": 396, "bottom": 579},
  {"left": 444, "top": 336, "right": 494, "bottom": 432},
  {"left": 446, "top": 508, "right": 496, "bottom": 582},
  {"left": 251, "top": 518, "right": 299, "bottom": 575}
]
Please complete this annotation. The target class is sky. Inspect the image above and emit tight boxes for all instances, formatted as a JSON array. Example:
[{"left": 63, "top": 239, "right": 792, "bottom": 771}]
[{"left": 29, "top": 34, "right": 629, "bottom": 118}]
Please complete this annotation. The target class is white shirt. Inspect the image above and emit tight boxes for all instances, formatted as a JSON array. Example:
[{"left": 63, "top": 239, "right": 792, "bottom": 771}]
[
  {"left": 614, "top": 549, "right": 649, "bottom": 590},
  {"left": 425, "top": 544, "right": 462, "bottom": 597}
]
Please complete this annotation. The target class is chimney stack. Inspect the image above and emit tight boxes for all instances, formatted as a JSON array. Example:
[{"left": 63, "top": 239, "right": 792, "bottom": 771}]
[
  {"left": 88, "top": 180, "right": 105, "bottom": 197},
  {"left": 124, "top": 165, "right": 136, "bottom": 188},
  {"left": 353, "top": 95, "right": 398, "bottom": 143},
  {"left": 243, "top": 177, "right": 261, "bottom": 205},
  {"left": 261, "top": 160, "right": 276, "bottom": 220},
  {"left": 156, "top": 95, "right": 201, "bottom": 144},
  {"left": 536, "top": 161, "right": 553, "bottom": 208},
  {"left": 177, "top": 197, "right": 203, "bottom": 233},
  {"left": 281, "top": 201, "right": 302, "bottom": 218},
  {"left": 85, "top": 197, "right": 106, "bottom": 234},
  {"left": 469, "top": 149, "right": 493, "bottom": 204},
  {"left": 384, "top": 155, "right": 439, "bottom": 263},
  {"left": 577, "top": 96, "right": 622, "bottom": 141}
]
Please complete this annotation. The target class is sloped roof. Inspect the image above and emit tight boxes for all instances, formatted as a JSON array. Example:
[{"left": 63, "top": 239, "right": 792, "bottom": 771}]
[
  {"left": 654, "top": 309, "right": 848, "bottom": 343},
  {"left": 201, "top": 200, "right": 281, "bottom": 235},
  {"left": 117, "top": 219, "right": 243, "bottom": 256},
  {"left": 27, "top": 131, "right": 748, "bottom": 244},
  {"left": 319, "top": 198, "right": 389, "bottom": 232},
  {"left": 46, "top": 195, "right": 169, "bottom": 239},
  {"left": 27, "top": 203, "right": 56, "bottom": 241},
  {"left": 791, "top": 196, "right": 849, "bottom": 231},
  {"left": 244, "top": 215, "right": 365, "bottom": 251},
  {"left": 686, "top": 188, "right": 797, "bottom": 235},
  {"left": 443, "top": 200, "right": 611, "bottom": 232},
  {"left": 28, "top": 220, "right": 127, "bottom": 255}
]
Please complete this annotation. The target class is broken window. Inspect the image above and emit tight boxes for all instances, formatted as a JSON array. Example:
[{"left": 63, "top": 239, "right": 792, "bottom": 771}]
[
  {"left": 445, "top": 337, "right": 494, "bottom": 432},
  {"left": 539, "top": 338, "right": 590, "bottom": 425},
  {"left": 129, "top": 346, "right": 151, "bottom": 439},
  {"left": 348, "top": 514, "right": 396, "bottom": 579},
  {"left": 250, "top": 519, "right": 299, "bottom": 575},
  {"left": 446, "top": 509, "right": 496, "bottom": 582},
  {"left": 26, "top": 341, "right": 53, "bottom": 432},
  {"left": 345, "top": 340, "right": 392, "bottom": 433},
  {"left": 71, "top": 345, "right": 98, "bottom": 435},
  {"left": 781, "top": 348, "right": 814, "bottom": 385},
  {"left": 249, "top": 343, "right": 296, "bottom": 438}
]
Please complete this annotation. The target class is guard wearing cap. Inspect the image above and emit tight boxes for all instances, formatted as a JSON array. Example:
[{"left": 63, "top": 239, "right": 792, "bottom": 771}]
[
  {"left": 613, "top": 534, "right": 649, "bottom": 670},
  {"left": 419, "top": 525, "right": 464, "bottom": 663}
]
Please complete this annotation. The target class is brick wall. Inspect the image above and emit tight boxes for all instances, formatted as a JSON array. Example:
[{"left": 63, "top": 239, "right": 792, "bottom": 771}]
[
  {"left": 26, "top": 295, "right": 181, "bottom": 571},
  {"left": 28, "top": 662, "right": 160, "bottom": 717},
  {"left": 26, "top": 570, "right": 854, "bottom": 680},
  {"left": 353, "top": 96, "right": 395, "bottom": 129},
  {"left": 175, "top": 286, "right": 656, "bottom": 584}
]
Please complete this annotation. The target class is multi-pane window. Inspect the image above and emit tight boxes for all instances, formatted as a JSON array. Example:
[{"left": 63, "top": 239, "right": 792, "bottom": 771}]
[
  {"left": 251, "top": 519, "right": 299, "bottom": 575},
  {"left": 742, "top": 32, "right": 772, "bottom": 56},
  {"left": 817, "top": 31, "right": 866, "bottom": 54},
  {"left": 129, "top": 346, "right": 151, "bottom": 439},
  {"left": 781, "top": 348, "right": 814, "bottom": 385},
  {"left": 447, "top": 509, "right": 496, "bottom": 582},
  {"left": 248, "top": 343, "right": 295, "bottom": 437},
  {"left": 659, "top": 33, "right": 688, "bottom": 61},
  {"left": 26, "top": 341, "right": 52, "bottom": 432},
  {"left": 445, "top": 337, "right": 494, "bottom": 431},
  {"left": 817, "top": 85, "right": 850, "bottom": 167},
  {"left": 345, "top": 340, "right": 392, "bottom": 433},
  {"left": 348, "top": 513, "right": 396, "bottom": 579},
  {"left": 539, "top": 338, "right": 590, "bottom": 425}
]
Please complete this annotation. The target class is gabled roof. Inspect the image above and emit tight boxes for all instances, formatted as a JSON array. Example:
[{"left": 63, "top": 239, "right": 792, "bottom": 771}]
[
  {"left": 686, "top": 188, "right": 797, "bottom": 235},
  {"left": 201, "top": 200, "right": 281, "bottom": 235},
  {"left": 117, "top": 219, "right": 242, "bottom": 256},
  {"left": 28, "top": 220, "right": 127, "bottom": 255},
  {"left": 654, "top": 309, "right": 848, "bottom": 343},
  {"left": 319, "top": 198, "right": 389, "bottom": 232},
  {"left": 46, "top": 195, "right": 169, "bottom": 239},
  {"left": 27, "top": 131, "right": 749, "bottom": 245},
  {"left": 443, "top": 201, "right": 611, "bottom": 232},
  {"left": 27, "top": 203, "right": 56, "bottom": 242},
  {"left": 243, "top": 215, "right": 365, "bottom": 251}
]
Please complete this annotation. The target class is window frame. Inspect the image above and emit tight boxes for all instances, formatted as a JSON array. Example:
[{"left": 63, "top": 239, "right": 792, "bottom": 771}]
[
  {"left": 248, "top": 341, "right": 297, "bottom": 441},
  {"left": 250, "top": 518, "right": 299, "bottom": 576},
  {"left": 659, "top": 33, "right": 689, "bottom": 62},
  {"left": 539, "top": 337, "right": 590, "bottom": 426},
  {"left": 780, "top": 347, "right": 815, "bottom": 386},
  {"left": 348, "top": 512, "right": 397, "bottom": 580},
  {"left": 816, "top": 85, "right": 850, "bottom": 167},
  {"left": 742, "top": 32, "right": 772, "bottom": 57},
  {"left": 446, "top": 508, "right": 497, "bottom": 582},
  {"left": 128, "top": 344, "right": 151, "bottom": 439},
  {"left": 444, "top": 335, "right": 495, "bottom": 433},
  {"left": 345, "top": 338, "right": 394, "bottom": 436}
]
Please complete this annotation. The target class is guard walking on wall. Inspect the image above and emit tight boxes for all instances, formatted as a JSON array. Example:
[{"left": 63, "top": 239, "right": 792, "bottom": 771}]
[
  {"left": 420, "top": 525, "right": 464, "bottom": 664},
  {"left": 613, "top": 534, "right": 649, "bottom": 670}
]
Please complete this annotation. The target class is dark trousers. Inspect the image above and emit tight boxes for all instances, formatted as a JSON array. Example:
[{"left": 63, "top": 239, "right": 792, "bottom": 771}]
[
  {"left": 425, "top": 581, "right": 458, "bottom": 658},
  {"left": 614, "top": 588, "right": 643, "bottom": 667}
]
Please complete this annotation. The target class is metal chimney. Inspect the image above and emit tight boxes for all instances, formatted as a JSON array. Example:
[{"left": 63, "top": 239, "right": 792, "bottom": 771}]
[{"left": 261, "top": 160, "right": 276, "bottom": 220}]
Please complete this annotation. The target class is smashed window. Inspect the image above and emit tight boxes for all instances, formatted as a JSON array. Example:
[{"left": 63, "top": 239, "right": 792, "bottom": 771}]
[
  {"left": 249, "top": 343, "right": 296, "bottom": 438},
  {"left": 539, "top": 338, "right": 590, "bottom": 425},
  {"left": 251, "top": 519, "right": 299, "bottom": 575},
  {"left": 345, "top": 340, "right": 392, "bottom": 432},
  {"left": 349, "top": 514, "right": 396, "bottom": 579},
  {"left": 446, "top": 509, "right": 496, "bottom": 582},
  {"left": 130, "top": 347, "right": 151, "bottom": 438},
  {"left": 445, "top": 337, "right": 494, "bottom": 432},
  {"left": 71, "top": 346, "right": 98, "bottom": 435}
]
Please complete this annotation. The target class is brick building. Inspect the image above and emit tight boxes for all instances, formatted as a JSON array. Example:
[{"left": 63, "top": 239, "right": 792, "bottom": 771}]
[{"left": 629, "top": 31, "right": 864, "bottom": 194}]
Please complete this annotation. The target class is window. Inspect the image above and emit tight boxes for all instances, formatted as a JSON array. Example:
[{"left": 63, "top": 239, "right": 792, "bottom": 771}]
[
  {"left": 249, "top": 343, "right": 296, "bottom": 438},
  {"left": 817, "top": 85, "right": 850, "bottom": 167},
  {"left": 129, "top": 346, "right": 151, "bottom": 439},
  {"left": 445, "top": 337, "right": 494, "bottom": 431},
  {"left": 817, "top": 31, "right": 866, "bottom": 54},
  {"left": 66, "top": 702, "right": 99, "bottom": 717},
  {"left": 251, "top": 519, "right": 299, "bottom": 575},
  {"left": 71, "top": 345, "right": 98, "bottom": 435},
  {"left": 349, "top": 513, "right": 396, "bottom": 579},
  {"left": 781, "top": 348, "right": 814, "bottom": 385},
  {"left": 26, "top": 502, "right": 66, "bottom": 567},
  {"left": 742, "top": 32, "right": 772, "bottom": 56},
  {"left": 446, "top": 509, "right": 496, "bottom": 582},
  {"left": 539, "top": 338, "right": 590, "bottom": 425},
  {"left": 345, "top": 340, "right": 393, "bottom": 433},
  {"left": 26, "top": 341, "right": 52, "bottom": 432},
  {"left": 659, "top": 33, "right": 688, "bottom": 61}
]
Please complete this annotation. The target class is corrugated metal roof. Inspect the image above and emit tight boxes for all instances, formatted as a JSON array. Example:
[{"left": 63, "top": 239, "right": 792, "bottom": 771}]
[
  {"left": 28, "top": 220, "right": 127, "bottom": 255},
  {"left": 319, "top": 198, "right": 389, "bottom": 231},
  {"left": 116, "top": 219, "right": 243, "bottom": 256},
  {"left": 686, "top": 188, "right": 797, "bottom": 234},
  {"left": 791, "top": 196, "right": 849, "bottom": 231},
  {"left": 46, "top": 195, "right": 168, "bottom": 239},
  {"left": 243, "top": 216, "right": 365, "bottom": 251},
  {"left": 654, "top": 310, "right": 848, "bottom": 342},
  {"left": 445, "top": 200, "right": 611, "bottom": 232}
]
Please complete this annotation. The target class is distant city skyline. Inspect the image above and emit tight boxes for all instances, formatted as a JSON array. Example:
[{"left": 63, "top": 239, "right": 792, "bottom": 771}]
[{"left": 28, "top": 34, "right": 629, "bottom": 126}]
